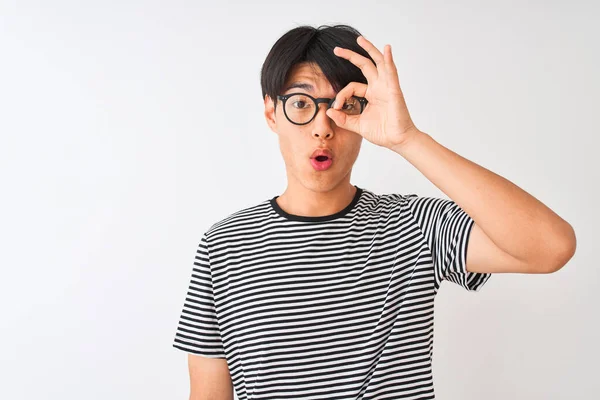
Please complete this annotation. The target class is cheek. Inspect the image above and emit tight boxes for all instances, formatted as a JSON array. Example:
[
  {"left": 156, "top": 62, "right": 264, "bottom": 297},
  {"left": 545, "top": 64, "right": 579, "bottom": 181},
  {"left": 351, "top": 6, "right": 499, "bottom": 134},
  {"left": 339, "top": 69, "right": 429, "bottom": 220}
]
[
  {"left": 278, "top": 132, "right": 307, "bottom": 165},
  {"left": 339, "top": 135, "right": 363, "bottom": 159}
]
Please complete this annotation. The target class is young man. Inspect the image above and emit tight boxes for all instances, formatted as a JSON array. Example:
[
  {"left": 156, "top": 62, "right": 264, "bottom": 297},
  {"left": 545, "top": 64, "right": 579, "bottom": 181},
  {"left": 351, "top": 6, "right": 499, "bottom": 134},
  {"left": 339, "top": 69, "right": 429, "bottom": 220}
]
[{"left": 173, "top": 24, "right": 576, "bottom": 400}]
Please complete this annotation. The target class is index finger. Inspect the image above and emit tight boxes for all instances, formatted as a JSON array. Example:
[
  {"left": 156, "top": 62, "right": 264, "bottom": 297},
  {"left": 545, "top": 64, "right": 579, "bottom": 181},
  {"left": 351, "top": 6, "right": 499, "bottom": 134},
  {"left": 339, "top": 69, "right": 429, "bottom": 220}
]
[
  {"left": 333, "top": 46, "right": 378, "bottom": 83},
  {"left": 356, "top": 35, "right": 385, "bottom": 67}
]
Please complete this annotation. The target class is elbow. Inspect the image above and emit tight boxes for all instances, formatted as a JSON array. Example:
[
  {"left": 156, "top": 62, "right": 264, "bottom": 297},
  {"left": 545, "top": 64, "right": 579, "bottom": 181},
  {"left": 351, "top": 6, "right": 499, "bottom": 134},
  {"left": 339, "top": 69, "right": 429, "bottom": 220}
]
[{"left": 544, "top": 223, "right": 577, "bottom": 274}]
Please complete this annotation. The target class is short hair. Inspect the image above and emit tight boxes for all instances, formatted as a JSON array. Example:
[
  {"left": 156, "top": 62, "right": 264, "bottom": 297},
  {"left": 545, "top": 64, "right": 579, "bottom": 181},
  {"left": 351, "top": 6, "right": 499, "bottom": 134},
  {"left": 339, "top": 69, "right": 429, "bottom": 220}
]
[{"left": 260, "top": 24, "right": 375, "bottom": 110}]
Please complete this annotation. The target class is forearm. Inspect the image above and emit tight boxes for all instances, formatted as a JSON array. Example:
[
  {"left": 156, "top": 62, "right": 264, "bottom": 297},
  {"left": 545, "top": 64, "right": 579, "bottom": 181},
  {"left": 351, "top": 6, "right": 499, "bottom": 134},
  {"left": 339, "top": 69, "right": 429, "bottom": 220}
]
[{"left": 391, "top": 130, "right": 576, "bottom": 265}]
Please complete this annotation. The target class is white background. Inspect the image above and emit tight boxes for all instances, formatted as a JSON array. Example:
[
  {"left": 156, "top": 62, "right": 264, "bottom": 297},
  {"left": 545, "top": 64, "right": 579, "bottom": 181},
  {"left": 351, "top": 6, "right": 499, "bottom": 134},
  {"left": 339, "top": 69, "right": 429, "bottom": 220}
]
[{"left": 1, "top": 1, "right": 598, "bottom": 399}]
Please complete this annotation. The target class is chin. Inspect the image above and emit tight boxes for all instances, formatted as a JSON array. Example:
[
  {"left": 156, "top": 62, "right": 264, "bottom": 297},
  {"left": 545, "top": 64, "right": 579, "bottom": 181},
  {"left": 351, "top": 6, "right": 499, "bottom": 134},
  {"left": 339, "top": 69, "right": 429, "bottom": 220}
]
[{"left": 301, "top": 176, "right": 348, "bottom": 193}]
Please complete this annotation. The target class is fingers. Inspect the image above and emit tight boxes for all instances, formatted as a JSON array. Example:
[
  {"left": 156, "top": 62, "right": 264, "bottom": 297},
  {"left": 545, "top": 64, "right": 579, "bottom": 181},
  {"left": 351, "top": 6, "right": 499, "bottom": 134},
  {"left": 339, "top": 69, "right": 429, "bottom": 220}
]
[
  {"left": 333, "top": 46, "right": 378, "bottom": 83},
  {"left": 383, "top": 44, "right": 401, "bottom": 92},
  {"left": 326, "top": 81, "right": 366, "bottom": 134},
  {"left": 333, "top": 36, "right": 392, "bottom": 85},
  {"left": 326, "top": 107, "right": 361, "bottom": 134},
  {"left": 357, "top": 36, "right": 384, "bottom": 67},
  {"left": 332, "top": 82, "right": 367, "bottom": 110}
]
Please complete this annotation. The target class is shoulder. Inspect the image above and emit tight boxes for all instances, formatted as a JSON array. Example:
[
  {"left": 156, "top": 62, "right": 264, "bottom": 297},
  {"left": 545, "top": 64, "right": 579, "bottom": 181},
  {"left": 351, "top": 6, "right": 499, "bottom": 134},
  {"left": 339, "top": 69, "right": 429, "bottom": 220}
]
[
  {"left": 355, "top": 188, "right": 419, "bottom": 221},
  {"left": 204, "top": 198, "right": 273, "bottom": 240},
  {"left": 364, "top": 189, "right": 415, "bottom": 209},
  {"left": 398, "top": 193, "right": 457, "bottom": 214},
  {"left": 365, "top": 191, "right": 460, "bottom": 224}
]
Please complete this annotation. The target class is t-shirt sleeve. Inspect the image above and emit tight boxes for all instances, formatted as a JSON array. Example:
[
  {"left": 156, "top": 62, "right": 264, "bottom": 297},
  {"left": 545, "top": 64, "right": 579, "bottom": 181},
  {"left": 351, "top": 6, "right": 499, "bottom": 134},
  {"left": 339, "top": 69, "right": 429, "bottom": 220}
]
[
  {"left": 172, "top": 233, "right": 226, "bottom": 358},
  {"left": 404, "top": 194, "right": 491, "bottom": 292}
]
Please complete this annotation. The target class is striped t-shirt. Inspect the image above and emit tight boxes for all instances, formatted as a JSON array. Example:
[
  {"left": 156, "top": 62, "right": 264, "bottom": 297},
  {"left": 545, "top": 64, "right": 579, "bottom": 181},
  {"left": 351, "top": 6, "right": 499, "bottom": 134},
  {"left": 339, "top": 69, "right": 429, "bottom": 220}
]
[{"left": 172, "top": 185, "right": 491, "bottom": 399}]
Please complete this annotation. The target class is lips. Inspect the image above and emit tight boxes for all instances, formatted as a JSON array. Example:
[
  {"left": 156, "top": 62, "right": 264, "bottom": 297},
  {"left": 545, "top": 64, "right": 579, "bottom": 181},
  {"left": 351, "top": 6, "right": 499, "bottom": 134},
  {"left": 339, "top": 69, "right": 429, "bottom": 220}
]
[
  {"left": 310, "top": 148, "right": 334, "bottom": 171},
  {"left": 310, "top": 148, "right": 333, "bottom": 161},
  {"left": 310, "top": 157, "right": 333, "bottom": 171}
]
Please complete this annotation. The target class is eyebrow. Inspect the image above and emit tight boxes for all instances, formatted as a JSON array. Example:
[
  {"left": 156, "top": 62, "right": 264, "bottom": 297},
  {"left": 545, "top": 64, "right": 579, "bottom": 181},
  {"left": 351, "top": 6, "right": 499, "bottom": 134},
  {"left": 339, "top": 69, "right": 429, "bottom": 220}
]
[{"left": 282, "top": 82, "right": 315, "bottom": 93}]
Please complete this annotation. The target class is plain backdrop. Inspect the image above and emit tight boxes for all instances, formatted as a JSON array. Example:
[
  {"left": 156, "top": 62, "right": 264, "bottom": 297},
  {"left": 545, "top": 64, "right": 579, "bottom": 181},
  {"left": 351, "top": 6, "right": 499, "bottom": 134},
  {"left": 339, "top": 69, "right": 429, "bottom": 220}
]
[{"left": 1, "top": 1, "right": 598, "bottom": 399}]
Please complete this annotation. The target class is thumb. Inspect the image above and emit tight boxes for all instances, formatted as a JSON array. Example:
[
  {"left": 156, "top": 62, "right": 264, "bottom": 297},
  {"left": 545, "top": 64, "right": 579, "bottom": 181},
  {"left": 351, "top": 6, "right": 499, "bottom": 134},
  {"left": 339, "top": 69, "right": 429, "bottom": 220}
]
[{"left": 326, "top": 108, "right": 360, "bottom": 133}]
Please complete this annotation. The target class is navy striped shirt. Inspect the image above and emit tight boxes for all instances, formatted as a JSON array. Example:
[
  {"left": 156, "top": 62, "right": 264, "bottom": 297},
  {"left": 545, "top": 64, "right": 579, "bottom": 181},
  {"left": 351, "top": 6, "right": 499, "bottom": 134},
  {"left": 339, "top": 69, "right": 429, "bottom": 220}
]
[{"left": 173, "top": 185, "right": 491, "bottom": 399}]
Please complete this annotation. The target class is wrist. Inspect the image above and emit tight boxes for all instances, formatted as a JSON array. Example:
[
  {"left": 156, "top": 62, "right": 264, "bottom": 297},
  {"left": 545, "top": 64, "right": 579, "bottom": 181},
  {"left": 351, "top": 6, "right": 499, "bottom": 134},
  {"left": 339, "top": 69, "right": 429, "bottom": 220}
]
[{"left": 390, "top": 128, "right": 426, "bottom": 155}]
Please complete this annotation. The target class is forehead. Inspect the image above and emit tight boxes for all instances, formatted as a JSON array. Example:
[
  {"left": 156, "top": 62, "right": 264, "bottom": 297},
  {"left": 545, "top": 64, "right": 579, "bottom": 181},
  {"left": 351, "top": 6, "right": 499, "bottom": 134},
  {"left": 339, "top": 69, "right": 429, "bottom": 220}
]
[{"left": 282, "top": 62, "right": 335, "bottom": 95}]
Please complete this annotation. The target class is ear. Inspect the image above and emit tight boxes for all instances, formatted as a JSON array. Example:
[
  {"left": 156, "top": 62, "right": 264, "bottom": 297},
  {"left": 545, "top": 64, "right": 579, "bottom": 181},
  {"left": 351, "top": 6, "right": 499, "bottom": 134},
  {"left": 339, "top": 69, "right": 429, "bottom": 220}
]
[{"left": 264, "top": 95, "right": 278, "bottom": 134}]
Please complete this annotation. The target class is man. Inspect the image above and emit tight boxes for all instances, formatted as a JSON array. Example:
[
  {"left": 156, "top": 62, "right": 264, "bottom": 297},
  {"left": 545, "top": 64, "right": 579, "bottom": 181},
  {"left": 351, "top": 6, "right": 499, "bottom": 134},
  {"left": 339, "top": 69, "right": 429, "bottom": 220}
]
[{"left": 172, "top": 24, "right": 576, "bottom": 400}]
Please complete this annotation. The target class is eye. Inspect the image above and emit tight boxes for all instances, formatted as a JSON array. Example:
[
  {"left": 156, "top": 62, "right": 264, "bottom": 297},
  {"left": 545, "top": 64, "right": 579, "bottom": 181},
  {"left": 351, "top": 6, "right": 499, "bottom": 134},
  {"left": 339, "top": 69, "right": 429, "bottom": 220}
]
[
  {"left": 291, "top": 100, "right": 309, "bottom": 109},
  {"left": 342, "top": 102, "right": 356, "bottom": 111}
]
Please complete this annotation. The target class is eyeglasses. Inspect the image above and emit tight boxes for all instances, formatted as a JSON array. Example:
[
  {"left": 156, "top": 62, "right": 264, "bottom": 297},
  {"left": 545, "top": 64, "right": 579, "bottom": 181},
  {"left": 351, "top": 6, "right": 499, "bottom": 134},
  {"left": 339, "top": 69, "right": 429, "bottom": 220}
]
[{"left": 276, "top": 92, "right": 368, "bottom": 126}]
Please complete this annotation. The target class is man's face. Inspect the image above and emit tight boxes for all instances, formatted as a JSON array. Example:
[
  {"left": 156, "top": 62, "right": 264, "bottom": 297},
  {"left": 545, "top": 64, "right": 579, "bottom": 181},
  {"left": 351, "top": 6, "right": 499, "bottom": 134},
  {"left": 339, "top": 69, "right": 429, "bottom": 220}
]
[{"left": 264, "top": 62, "right": 363, "bottom": 193}]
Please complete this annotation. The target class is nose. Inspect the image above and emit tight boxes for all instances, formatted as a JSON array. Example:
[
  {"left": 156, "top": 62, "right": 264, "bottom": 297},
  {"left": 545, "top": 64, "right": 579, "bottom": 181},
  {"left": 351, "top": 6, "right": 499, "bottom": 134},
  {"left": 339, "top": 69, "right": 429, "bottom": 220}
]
[{"left": 311, "top": 101, "right": 335, "bottom": 140}]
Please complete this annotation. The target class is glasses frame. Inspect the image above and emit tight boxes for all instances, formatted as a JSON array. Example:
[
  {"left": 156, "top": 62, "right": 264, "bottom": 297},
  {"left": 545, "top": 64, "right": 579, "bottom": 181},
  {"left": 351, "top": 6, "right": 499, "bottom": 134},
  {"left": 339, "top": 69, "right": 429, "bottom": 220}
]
[{"left": 276, "top": 92, "right": 368, "bottom": 126}]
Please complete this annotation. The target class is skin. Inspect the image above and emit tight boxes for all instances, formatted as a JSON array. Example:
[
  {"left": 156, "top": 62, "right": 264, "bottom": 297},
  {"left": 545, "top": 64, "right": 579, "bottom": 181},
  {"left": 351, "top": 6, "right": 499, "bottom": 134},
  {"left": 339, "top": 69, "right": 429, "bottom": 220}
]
[
  {"left": 264, "top": 62, "right": 363, "bottom": 217},
  {"left": 184, "top": 32, "right": 576, "bottom": 400},
  {"left": 328, "top": 35, "right": 576, "bottom": 273},
  {"left": 266, "top": 35, "right": 576, "bottom": 273}
]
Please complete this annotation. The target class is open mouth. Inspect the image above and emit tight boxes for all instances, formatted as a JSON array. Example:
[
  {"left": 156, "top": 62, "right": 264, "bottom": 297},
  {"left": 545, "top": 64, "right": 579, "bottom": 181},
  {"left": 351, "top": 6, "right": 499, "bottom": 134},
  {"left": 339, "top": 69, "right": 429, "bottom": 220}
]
[{"left": 310, "top": 155, "right": 333, "bottom": 171}]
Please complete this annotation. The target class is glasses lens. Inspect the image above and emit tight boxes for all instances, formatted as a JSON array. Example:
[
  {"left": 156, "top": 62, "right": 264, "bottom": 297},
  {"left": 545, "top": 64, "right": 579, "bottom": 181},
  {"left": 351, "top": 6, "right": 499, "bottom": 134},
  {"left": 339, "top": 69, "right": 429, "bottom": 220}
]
[
  {"left": 284, "top": 94, "right": 316, "bottom": 124},
  {"left": 284, "top": 94, "right": 363, "bottom": 124},
  {"left": 339, "top": 97, "right": 362, "bottom": 115}
]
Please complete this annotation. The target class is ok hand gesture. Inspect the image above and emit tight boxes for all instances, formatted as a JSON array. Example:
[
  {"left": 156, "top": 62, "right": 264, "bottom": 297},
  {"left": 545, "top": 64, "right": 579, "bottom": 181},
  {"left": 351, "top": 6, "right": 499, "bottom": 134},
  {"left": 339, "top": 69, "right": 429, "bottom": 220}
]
[{"left": 327, "top": 36, "right": 421, "bottom": 150}]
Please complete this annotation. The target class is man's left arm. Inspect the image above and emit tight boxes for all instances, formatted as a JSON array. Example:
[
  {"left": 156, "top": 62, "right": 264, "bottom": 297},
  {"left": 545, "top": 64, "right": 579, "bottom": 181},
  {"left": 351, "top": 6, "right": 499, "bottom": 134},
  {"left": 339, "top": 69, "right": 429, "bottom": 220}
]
[
  {"left": 391, "top": 130, "right": 577, "bottom": 274},
  {"left": 327, "top": 35, "right": 576, "bottom": 274}
]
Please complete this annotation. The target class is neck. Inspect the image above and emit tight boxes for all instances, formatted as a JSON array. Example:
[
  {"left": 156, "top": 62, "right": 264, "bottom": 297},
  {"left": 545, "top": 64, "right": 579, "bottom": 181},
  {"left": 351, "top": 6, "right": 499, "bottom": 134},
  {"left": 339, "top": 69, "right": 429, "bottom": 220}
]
[{"left": 275, "top": 179, "right": 357, "bottom": 218}]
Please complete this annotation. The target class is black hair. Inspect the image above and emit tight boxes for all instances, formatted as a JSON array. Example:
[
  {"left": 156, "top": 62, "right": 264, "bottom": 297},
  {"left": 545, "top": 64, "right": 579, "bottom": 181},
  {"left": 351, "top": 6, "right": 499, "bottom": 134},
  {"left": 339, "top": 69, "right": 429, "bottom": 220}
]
[{"left": 260, "top": 24, "right": 376, "bottom": 110}]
